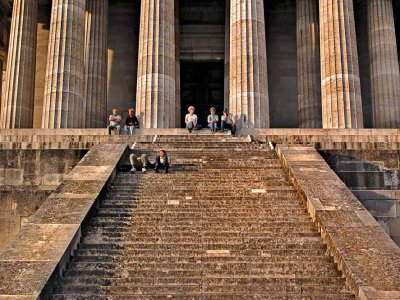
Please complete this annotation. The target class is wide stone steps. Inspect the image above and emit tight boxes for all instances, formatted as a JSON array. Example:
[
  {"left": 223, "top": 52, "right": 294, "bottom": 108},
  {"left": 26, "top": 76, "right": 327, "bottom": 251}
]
[
  {"left": 52, "top": 294, "right": 354, "bottom": 300},
  {"left": 55, "top": 284, "right": 349, "bottom": 296},
  {"left": 50, "top": 136, "right": 354, "bottom": 299}
]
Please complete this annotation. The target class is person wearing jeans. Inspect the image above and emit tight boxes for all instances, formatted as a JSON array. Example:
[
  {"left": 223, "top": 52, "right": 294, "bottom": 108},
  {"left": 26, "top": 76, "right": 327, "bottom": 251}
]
[
  {"left": 124, "top": 108, "right": 139, "bottom": 135},
  {"left": 107, "top": 108, "right": 122, "bottom": 135},
  {"left": 185, "top": 106, "right": 198, "bottom": 132},
  {"left": 221, "top": 108, "right": 236, "bottom": 135},
  {"left": 207, "top": 107, "right": 219, "bottom": 132}
]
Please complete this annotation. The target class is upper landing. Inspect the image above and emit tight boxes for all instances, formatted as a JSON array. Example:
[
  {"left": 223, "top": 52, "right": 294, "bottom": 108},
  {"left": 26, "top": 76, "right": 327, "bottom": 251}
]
[{"left": 0, "top": 128, "right": 399, "bottom": 151}]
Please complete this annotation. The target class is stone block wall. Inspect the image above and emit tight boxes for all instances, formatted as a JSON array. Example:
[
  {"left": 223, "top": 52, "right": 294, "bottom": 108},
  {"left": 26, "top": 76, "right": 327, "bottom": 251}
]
[
  {"left": 0, "top": 150, "right": 86, "bottom": 250},
  {"left": 0, "top": 150, "right": 86, "bottom": 188},
  {"left": 321, "top": 150, "right": 400, "bottom": 246}
]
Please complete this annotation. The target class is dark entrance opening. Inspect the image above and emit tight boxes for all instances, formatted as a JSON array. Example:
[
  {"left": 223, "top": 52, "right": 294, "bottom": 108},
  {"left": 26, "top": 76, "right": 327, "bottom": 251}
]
[{"left": 180, "top": 61, "right": 224, "bottom": 128}]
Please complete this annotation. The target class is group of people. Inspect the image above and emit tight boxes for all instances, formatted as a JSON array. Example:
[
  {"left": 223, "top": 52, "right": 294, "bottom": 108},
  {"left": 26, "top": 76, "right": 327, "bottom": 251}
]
[
  {"left": 185, "top": 106, "right": 236, "bottom": 134},
  {"left": 110, "top": 105, "right": 235, "bottom": 175},
  {"left": 107, "top": 106, "right": 236, "bottom": 135},
  {"left": 107, "top": 108, "right": 139, "bottom": 135}
]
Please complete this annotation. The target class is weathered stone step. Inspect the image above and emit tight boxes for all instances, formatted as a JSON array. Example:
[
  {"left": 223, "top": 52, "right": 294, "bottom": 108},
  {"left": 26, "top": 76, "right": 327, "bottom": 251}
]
[
  {"left": 52, "top": 293, "right": 354, "bottom": 300},
  {"left": 104, "top": 193, "right": 296, "bottom": 200},
  {"left": 56, "top": 282, "right": 349, "bottom": 295},
  {"left": 78, "top": 236, "right": 324, "bottom": 248},
  {"left": 97, "top": 206, "right": 306, "bottom": 213},
  {"left": 71, "top": 255, "right": 333, "bottom": 265},
  {"left": 82, "top": 233, "right": 321, "bottom": 245},
  {"left": 99, "top": 204, "right": 304, "bottom": 211},
  {"left": 83, "top": 226, "right": 318, "bottom": 236},
  {"left": 64, "top": 265, "right": 342, "bottom": 279},
  {"left": 58, "top": 276, "right": 346, "bottom": 288},
  {"left": 88, "top": 217, "right": 313, "bottom": 228},
  {"left": 84, "top": 221, "right": 314, "bottom": 231}
]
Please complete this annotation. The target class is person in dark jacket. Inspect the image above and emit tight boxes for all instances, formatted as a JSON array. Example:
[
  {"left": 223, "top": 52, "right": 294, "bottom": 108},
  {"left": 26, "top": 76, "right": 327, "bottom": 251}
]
[
  {"left": 155, "top": 150, "right": 170, "bottom": 174},
  {"left": 124, "top": 108, "right": 139, "bottom": 135}
]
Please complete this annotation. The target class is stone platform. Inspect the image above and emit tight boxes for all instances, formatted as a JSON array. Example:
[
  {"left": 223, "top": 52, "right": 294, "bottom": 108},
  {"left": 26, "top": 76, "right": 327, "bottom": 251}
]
[{"left": 0, "top": 128, "right": 399, "bottom": 150}]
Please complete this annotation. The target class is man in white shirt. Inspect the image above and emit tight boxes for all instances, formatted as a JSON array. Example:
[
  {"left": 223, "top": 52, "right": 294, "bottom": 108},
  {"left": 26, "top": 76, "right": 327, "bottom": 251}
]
[{"left": 107, "top": 108, "right": 122, "bottom": 135}]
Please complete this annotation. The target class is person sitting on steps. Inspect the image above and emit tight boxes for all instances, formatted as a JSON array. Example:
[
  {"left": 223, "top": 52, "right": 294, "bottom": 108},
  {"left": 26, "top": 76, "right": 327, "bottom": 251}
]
[
  {"left": 185, "top": 106, "right": 198, "bottom": 132},
  {"left": 107, "top": 108, "right": 122, "bottom": 135},
  {"left": 207, "top": 106, "right": 219, "bottom": 132},
  {"left": 129, "top": 153, "right": 153, "bottom": 173},
  {"left": 124, "top": 108, "right": 139, "bottom": 135},
  {"left": 221, "top": 108, "right": 236, "bottom": 135},
  {"left": 155, "top": 150, "right": 169, "bottom": 174}
]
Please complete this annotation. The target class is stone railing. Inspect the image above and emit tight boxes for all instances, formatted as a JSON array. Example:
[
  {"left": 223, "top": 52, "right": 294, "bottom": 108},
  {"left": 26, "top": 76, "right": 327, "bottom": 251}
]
[{"left": 276, "top": 145, "right": 400, "bottom": 300}]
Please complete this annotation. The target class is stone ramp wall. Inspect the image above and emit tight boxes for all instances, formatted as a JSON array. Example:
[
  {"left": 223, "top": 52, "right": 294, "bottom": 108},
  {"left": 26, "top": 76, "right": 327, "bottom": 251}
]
[
  {"left": 0, "top": 143, "right": 128, "bottom": 300},
  {"left": 277, "top": 145, "right": 400, "bottom": 300},
  {"left": 321, "top": 150, "right": 400, "bottom": 246}
]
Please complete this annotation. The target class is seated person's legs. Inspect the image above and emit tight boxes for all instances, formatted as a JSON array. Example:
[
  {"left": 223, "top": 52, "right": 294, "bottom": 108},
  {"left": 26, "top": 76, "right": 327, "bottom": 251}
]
[
  {"left": 155, "top": 157, "right": 169, "bottom": 173},
  {"left": 107, "top": 125, "right": 114, "bottom": 135},
  {"left": 129, "top": 154, "right": 138, "bottom": 172},
  {"left": 140, "top": 154, "right": 154, "bottom": 172},
  {"left": 186, "top": 122, "right": 194, "bottom": 130}
]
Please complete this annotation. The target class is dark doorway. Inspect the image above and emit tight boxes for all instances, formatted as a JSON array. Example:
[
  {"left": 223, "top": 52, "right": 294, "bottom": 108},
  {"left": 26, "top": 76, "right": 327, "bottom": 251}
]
[{"left": 180, "top": 62, "right": 224, "bottom": 128}]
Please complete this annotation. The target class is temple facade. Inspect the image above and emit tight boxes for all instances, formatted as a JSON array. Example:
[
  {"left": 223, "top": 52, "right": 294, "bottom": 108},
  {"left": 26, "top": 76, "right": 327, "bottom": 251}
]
[{"left": 0, "top": 0, "right": 400, "bottom": 129}]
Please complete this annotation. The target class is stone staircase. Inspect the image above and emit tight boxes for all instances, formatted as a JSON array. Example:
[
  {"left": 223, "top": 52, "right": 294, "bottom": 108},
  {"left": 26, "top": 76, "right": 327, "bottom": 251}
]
[{"left": 51, "top": 134, "right": 354, "bottom": 299}]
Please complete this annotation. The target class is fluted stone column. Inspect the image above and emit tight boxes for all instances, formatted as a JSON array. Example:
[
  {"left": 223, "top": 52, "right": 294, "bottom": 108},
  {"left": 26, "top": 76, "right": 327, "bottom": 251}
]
[
  {"left": 42, "top": 0, "right": 86, "bottom": 128},
  {"left": 320, "top": 0, "right": 363, "bottom": 128},
  {"left": 0, "top": 59, "right": 3, "bottom": 108},
  {"left": 0, "top": 0, "right": 37, "bottom": 128},
  {"left": 174, "top": 0, "right": 181, "bottom": 127},
  {"left": 229, "top": 0, "right": 270, "bottom": 128},
  {"left": 84, "top": 0, "right": 108, "bottom": 128},
  {"left": 368, "top": 0, "right": 400, "bottom": 128},
  {"left": 136, "top": 0, "right": 176, "bottom": 128},
  {"left": 297, "top": 0, "right": 322, "bottom": 128},
  {"left": 224, "top": 0, "right": 230, "bottom": 109}
]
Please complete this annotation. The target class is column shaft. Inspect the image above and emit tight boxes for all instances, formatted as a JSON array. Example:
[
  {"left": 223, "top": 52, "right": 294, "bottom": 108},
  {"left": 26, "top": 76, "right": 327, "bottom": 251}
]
[
  {"left": 224, "top": 0, "right": 230, "bottom": 109},
  {"left": 297, "top": 0, "right": 322, "bottom": 128},
  {"left": 368, "top": 0, "right": 400, "bottom": 128},
  {"left": 42, "top": 0, "right": 86, "bottom": 128},
  {"left": 0, "top": 59, "right": 3, "bottom": 109},
  {"left": 136, "top": 0, "right": 176, "bottom": 128},
  {"left": 1, "top": 0, "right": 37, "bottom": 128},
  {"left": 320, "top": 0, "right": 363, "bottom": 128},
  {"left": 84, "top": 0, "right": 108, "bottom": 128},
  {"left": 174, "top": 0, "right": 181, "bottom": 127},
  {"left": 229, "top": 0, "right": 270, "bottom": 128}
]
